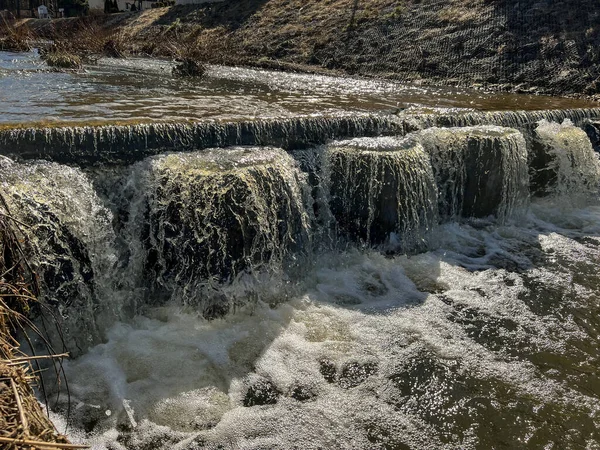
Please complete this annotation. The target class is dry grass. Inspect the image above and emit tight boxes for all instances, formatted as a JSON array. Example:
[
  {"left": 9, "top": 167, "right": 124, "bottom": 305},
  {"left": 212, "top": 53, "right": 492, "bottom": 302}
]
[
  {"left": 42, "top": 50, "right": 83, "bottom": 69},
  {"left": 0, "top": 18, "right": 33, "bottom": 52},
  {"left": 0, "top": 192, "right": 84, "bottom": 449}
]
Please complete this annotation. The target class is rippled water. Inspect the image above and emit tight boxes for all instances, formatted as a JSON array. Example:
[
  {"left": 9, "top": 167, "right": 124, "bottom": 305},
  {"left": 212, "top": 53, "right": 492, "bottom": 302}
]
[
  {"left": 3, "top": 48, "right": 600, "bottom": 449},
  {"left": 1, "top": 51, "right": 598, "bottom": 125},
  {"left": 48, "top": 199, "right": 600, "bottom": 449}
]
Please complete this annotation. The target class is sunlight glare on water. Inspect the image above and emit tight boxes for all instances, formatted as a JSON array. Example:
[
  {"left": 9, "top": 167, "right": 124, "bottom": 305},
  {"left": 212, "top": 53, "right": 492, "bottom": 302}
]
[{"left": 1, "top": 51, "right": 598, "bottom": 125}]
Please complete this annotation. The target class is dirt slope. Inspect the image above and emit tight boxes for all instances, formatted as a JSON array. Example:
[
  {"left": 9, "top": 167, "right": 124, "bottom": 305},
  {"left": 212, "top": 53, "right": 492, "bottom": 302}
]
[{"left": 25, "top": 0, "right": 600, "bottom": 96}]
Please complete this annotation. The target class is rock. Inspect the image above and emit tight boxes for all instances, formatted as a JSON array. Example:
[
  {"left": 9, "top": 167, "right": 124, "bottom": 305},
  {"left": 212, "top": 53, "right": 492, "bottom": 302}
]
[
  {"left": 289, "top": 385, "right": 316, "bottom": 402},
  {"left": 338, "top": 361, "right": 378, "bottom": 389},
  {"left": 582, "top": 120, "right": 600, "bottom": 153},
  {"left": 319, "top": 359, "right": 337, "bottom": 383},
  {"left": 243, "top": 378, "right": 281, "bottom": 407},
  {"left": 172, "top": 58, "right": 206, "bottom": 77}
]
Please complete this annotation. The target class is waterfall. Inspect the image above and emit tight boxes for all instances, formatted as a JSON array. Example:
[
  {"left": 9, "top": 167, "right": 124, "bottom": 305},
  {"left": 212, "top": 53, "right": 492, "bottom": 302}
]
[
  {"left": 2, "top": 109, "right": 600, "bottom": 167},
  {"left": 530, "top": 119, "right": 600, "bottom": 198},
  {"left": 418, "top": 126, "right": 530, "bottom": 222},
  {"left": 408, "top": 108, "right": 600, "bottom": 131},
  {"left": 324, "top": 136, "right": 438, "bottom": 250},
  {"left": 3, "top": 93, "right": 600, "bottom": 446},
  {"left": 0, "top": 157, "right": 118, "bottom": 353},
  {"left": 0, "top": 114, "right": 409, "bottom": 165},
  {"left": 121, "top": 147, "right": 312, "bottom": 316},
  {"left": 1, "top": 117, "right": 597, "bottom": 355}
]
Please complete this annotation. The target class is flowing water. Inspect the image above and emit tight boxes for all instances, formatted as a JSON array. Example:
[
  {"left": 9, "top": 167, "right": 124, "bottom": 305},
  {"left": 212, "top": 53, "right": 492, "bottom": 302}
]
[
  {"left": 1, "top": 50, "right": 600, "bottom": 449},
  {"left": 1, "top": 51, "right": 599, "bottom": 125}
]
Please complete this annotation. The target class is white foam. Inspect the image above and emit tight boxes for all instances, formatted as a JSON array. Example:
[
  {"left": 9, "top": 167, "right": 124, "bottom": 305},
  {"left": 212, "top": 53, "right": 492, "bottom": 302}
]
[{"left": 52, "top": 200, "right": 600, "bottom": 448}]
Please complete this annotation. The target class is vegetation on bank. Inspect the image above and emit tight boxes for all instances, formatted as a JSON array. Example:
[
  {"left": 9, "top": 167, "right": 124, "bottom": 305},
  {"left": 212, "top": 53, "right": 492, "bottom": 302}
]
[
  {"left": 0, "top": 18, "right": 32, "bottom": 52},
  {"left": 42, "top": 50, "right": 84, "bottom": 69},
  {"left": 0, "top": 15, "right": 209, "bottom": 77},
  {"left": 2, "top": 0, "right": 600, "bottom": 94},
  {"left": 0, "top": 193, "right": 79, "bottom": 449}
]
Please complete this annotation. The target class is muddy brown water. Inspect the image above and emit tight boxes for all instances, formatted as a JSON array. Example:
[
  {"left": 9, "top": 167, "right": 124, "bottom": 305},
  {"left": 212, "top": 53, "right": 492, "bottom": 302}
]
[{"left": 0, "top": 51, "right": 597, "bottom": 125}]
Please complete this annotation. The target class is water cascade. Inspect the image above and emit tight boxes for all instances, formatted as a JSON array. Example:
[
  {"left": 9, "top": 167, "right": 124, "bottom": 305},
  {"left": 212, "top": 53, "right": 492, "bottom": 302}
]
[
  {"left": 410, "top": 107, "right": 600, "bottom": 131},
  {"left": 418, "top": 126, "right": 529, "bottom": 222},
  {"left": 0, "top": 157, "right": 118, "bottom": 352},
  {"left": 0, "top": 115, "right": 409, "bottom": 165},
  {"left": 1, "top": 114, "right": 600, "bottom": 448},
  {"left": 529, "top": 119, "right": 600, "bottom": 198},
  {"left": 4, "top": 109, "right": 600, "bottom": 166},
  {"left": 325, "top": 136, "right": 438, "bottom": 249},
  {"left": 123, "top": 147, "right": 312, "bottom": 315}
]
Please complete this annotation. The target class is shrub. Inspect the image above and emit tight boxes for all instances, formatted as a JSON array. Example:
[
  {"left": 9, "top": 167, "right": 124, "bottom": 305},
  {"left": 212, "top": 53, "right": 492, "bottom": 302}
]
[
  {"left": 172, "top": 58, "right": 206, "bottom": 77},
  {"left": 0, "top": 19, "right": 33, "bottom": 52},
  {"left": 43, "top": 51, "right": 83, "bottom": 69}
]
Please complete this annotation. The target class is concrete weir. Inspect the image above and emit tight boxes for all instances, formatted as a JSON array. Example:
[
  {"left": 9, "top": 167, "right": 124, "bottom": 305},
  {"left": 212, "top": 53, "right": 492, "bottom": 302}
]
[
  {"left": 409, "top": 108, "right": 600, "bottom": 131},
  {"left": 0, "top": 114, "right": 410, "bottom": 165},
  {"left": 0, "top": 108, "right": 599, "bottom": 166},
  {"left": 529, "top": 120, "right": 600, "bottom": 198},
  {"left": 326, "top": 136, "right": 438, "bottom": 248},
  {"left": 1, "top": 108, "right": 600, "bottom": 350},
  {"left": 126, "top": 147, "right": 311, "bottom": 303}
]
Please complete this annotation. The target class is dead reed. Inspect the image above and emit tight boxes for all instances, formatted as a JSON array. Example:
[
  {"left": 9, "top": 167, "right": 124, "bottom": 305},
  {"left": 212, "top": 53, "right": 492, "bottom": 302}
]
[
  {"left": 0, "top": 17, "right": 33, "bottom": 52},
  {"left": 0, "top": 191, "right": 86, "bottom": 450}
]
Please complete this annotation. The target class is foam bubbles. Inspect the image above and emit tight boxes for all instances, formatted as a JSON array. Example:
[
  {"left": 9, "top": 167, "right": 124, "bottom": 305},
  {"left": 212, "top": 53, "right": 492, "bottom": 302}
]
[{"left": 54, "top": 200, "right": 600, "bottom": 449}]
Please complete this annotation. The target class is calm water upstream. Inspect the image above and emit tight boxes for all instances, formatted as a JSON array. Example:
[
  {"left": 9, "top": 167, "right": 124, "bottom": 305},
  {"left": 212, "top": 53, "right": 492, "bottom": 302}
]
[
  {"left": 0, "top": 50, "right": 599, "bottom": 450},
  {"left": 0, "top": 50, "right": 598, "bottom": 125}
]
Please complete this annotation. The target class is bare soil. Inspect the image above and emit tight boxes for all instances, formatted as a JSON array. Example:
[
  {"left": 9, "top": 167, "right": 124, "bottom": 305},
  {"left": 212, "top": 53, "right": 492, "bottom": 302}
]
[{"left": 13, "top": 0, "right": 600, "bottom": 97}]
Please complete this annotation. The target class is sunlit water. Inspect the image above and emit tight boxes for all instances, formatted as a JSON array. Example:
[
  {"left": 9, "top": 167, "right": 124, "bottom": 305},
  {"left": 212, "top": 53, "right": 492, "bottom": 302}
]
[
  {"left": 0, "top": 51, "right": 598, "bottom": 125},
  {"left": 2, "top": 49, "right": 600, "bottom": 449},
  {"left": 39, "top": 199, "right": 598, "bottom": 450}
]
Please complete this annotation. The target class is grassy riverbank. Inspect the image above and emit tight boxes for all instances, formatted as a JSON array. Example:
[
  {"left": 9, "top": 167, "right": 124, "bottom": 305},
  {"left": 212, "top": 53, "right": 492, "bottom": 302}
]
[{"left": 6, "top": 0, "right": 598, "bottom": 98}]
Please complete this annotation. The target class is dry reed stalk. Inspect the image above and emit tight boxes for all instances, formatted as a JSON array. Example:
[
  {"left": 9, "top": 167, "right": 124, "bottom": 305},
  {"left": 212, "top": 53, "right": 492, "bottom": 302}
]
[{"left": 0, "top": 191, "right": 86, "bottom": 449}]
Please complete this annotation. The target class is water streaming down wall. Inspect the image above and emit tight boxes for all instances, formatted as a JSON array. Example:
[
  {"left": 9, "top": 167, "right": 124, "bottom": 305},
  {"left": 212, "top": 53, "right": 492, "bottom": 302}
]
[
  {"left": 409, "top": 108, "right": 600, "bottom": 131},
  {"left": 3, "top": 108, "right": 600, "bottom": 447},
  {"left": 1, "top": 115, "right": 599, "bottom": 355},
  {"left": 121, "top": 147, "right": 312, "bottom": 316},
  {"left": 418, "top": 126, "right": 530, "bottom": 222},
  {"left": 0, "top": 115, "right": 410, "bottom": 165},
  {"left": 324, "top": 136, "right": 438, "bottom": 250},
  {"left": 0, "top": 157, "right": 119, "bottom": 352},
  {"left": 2, "top": 108, "right": 600, "bottom": 166},
  {"left": 529, "top": 120, "right": 600, "bottom": 198}
]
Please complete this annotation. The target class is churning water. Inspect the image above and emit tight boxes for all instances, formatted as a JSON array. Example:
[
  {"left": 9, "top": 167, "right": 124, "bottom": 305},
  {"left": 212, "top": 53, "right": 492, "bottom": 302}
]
[
  {"left": 2, "top": 51, "right": 600, "bottom": 449},
  {"left": 53, "top": 204, "right": 600, "bottom": 449}
]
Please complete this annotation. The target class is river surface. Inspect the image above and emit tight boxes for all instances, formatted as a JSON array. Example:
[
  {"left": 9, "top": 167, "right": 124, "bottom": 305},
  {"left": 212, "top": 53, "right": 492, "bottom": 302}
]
[
  {"left": 1, "top": 49, "right": 600, "bottom": 450},
  {"left": 49, "top": 199, "right": 600, "bottom": 450},
  {"left": 0, "top": 50, "right": 598, "bottom": 125}
]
